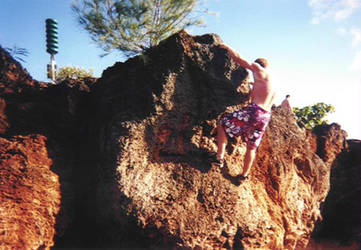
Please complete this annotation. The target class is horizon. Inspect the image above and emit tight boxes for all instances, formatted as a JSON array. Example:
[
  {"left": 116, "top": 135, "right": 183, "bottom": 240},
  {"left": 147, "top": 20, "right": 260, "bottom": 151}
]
[{"left": 0, "top": 0, "right": 360, "bottom": 139}]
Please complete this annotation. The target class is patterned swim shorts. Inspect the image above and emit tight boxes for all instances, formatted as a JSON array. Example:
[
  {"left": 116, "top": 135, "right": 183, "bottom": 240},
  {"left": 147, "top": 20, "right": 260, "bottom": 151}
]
[{"left": 220, "top": 102, "right": 271, "bottom": 149}]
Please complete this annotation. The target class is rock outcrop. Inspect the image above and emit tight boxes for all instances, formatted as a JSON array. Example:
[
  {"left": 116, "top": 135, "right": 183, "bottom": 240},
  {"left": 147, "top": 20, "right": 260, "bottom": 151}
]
[
  {"left": 0, "top": 45, "right": 45, "bottom": 94},
  {"left": 89, "top": 31, "right": 333, "bottom": 249},
  {"left": 312, "top": 123, "right": 348, "bottom": 167},
  {"left": 0, "top": 46, "right": 97, "bottom": 249},
  {"left": 0, "top": 32, "right": 358, "bottom": 249},
  {"left": 311, "top": 131, "right": 360, "bottom": 248},
  {"left": 0, "top": 135, "right": 60, "bottom": 249}
]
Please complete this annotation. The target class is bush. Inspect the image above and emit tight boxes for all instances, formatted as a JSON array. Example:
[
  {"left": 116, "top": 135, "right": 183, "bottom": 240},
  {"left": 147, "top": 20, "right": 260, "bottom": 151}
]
[
  {"left": 56, "top": 66, "right": 94, "bottom": 82},
  {"left": 293, "top": 102, "right": 335, "bottom": 129}
]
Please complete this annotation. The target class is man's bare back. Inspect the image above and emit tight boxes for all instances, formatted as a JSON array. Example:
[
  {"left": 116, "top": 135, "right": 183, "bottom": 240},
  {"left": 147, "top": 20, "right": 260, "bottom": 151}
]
[
  {"left": 248, "top": 63, "right": 275, "bottom": 112},
  {"left": 219, "top": 44, "right": 275, "bottom": 111}
]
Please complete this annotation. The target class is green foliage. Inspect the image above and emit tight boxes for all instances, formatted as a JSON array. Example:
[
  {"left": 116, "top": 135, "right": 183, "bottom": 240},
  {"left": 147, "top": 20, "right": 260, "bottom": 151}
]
[
  {"left": 56, "top": 66, "right": 94, "bottom": 81},
  {"left": 72, "top": 0, "right": 206, "bottom": 57},
  {"left": 6, "top": 45, "right": 29, "bottom": 63},
  {"left": 293, "top": 102, "right": 335, "bottom": 129}
]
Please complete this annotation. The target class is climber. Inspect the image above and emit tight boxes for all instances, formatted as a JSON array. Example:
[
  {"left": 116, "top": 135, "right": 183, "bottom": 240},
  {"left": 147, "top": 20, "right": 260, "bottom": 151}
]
[
  {"left": 212, "top": 43, "right": 275, "bottom": 182},
  {"left": 280, "top": 94, "right": 294, "bottom": 113}
]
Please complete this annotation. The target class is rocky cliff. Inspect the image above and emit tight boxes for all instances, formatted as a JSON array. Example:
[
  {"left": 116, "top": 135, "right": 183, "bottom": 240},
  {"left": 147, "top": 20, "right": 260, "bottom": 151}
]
[
  {"left": 0, "top": 32, "right": 359, "bottom": 249},
  {"left": 0, "top": 45, "right": 97, "bottom": 249},
  {"left": 311, "top": 125, "right": 360, "bottom": 248}
]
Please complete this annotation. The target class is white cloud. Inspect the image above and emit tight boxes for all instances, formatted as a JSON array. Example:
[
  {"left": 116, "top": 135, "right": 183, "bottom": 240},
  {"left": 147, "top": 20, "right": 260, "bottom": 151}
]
[
  {"left": 336, "top": 27, "right": 347, "bottom": 35},
  {"left": 350, "top": 50, "right": 361, "bottom": 71},
  {"left": 351, "top": 28, "right": 361, "bottom": 47},
  {"left": 309, "top": 1, "right": 361, "bottom": 71},
  {"left": 309, "top": 0, "right": 361, "bottom": 24},
  {"left": 335, "top": 8, "right": 352, "bottom": 20}
]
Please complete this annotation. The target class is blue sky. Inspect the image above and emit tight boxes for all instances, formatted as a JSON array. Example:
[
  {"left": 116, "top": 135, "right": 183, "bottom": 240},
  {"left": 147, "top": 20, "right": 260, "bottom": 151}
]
[{"left": 0, "top": 0, "right": 360, "bottom": 139}]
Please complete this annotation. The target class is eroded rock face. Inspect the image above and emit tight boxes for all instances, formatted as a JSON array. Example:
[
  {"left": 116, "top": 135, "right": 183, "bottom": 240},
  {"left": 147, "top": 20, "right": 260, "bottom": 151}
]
[
  {"left": 313, "top": 123, "right": 348, "bottom": 167},
  {"left": 0, "top": 45, "right": 45, "bottom": 94},
  {"left": 0, "top": 135, "right": 60, "bottom": 249},
  {"left": 0, "top": 46, "right": 97, "bottom": 249},
  {"left": 306, "top": 124, "right": 360, "bottom": 248},
  {"left": 311, "top": 138, "right": 360, "bottom": 248},
  {"left": 92, "top": 31, "right": 332, "bottom": 249}
]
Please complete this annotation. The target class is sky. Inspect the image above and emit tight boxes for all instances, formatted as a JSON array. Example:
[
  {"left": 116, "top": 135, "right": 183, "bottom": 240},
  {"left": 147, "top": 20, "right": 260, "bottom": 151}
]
[{"left": 0, "top": 0, "right": 360, "bottom": 139}]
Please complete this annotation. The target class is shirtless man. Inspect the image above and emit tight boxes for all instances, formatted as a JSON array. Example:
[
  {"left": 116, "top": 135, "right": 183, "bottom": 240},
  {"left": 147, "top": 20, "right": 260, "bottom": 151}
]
[
  {"left": 214, "top": 43, "right": 276, "bottom": 181},
  {"left": 281, "top": 95, "right": 294, "bottom": 113}
]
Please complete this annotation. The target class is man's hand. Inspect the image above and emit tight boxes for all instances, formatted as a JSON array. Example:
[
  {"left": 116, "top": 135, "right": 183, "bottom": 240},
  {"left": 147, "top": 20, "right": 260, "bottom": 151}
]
[
  {"left": 219, "top": 43, "right": 228, "bottom": 50},
  {"left": 219, "top": 43, "right": 252, "bottom": 70}
]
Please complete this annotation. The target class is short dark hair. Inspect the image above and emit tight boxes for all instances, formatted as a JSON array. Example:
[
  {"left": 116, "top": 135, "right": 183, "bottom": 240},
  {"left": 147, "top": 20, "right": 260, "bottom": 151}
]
[
  {"left": 286, "top": 94, "right": 290, "bottom": 98},
  {"left": 255, "top": 58, "right": 269, "bottom": 68}
]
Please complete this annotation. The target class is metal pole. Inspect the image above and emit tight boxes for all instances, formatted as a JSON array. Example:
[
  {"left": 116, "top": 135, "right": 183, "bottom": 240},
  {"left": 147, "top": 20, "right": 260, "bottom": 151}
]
[{"left": 50, "top": 54, "right": 56, "bottom": 84}]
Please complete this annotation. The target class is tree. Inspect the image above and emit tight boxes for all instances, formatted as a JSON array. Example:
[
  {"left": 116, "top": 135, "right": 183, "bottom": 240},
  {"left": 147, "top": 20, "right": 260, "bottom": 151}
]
[
  {"left": 293, "top": 102, "right": 335, "bottom": 129},
  {"left": 6, "top": 45, "right": 29, "bottom": 63},
  {"left": 56, "top": 66, "right": 94, "bottom": 82},
  {"left": 72, "top": 0, "right": 206, "bottom": 57}
]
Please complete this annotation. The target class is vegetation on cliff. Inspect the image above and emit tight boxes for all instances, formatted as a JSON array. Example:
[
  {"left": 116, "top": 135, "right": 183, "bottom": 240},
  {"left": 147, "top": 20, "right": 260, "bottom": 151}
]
[{"left": 293, "top": 102, "right": 335, "bottom": 129}]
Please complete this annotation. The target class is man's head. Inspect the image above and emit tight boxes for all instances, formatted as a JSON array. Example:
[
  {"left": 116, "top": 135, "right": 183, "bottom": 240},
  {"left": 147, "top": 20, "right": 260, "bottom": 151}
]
[
  {"left": 255, "top": 58, "right": 269, "bottom": 68},
  {"left": 286, "top": 94, "right": 290, "bottom": 99}
]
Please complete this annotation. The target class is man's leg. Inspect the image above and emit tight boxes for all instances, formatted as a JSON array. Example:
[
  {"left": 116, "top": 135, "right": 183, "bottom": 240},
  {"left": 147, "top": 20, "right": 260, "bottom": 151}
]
[
  {"left": 241, "top": 147, "right": 256, "bottom": 177},
  {"left": 217, "top": 122, "right": 228, "bottom": 160}
]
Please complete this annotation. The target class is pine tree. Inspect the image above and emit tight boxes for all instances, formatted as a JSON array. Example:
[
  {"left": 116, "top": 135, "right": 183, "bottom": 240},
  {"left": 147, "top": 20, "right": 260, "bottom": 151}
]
[{"left": 72, "top": 0, "right": 205, "bottom": 57}]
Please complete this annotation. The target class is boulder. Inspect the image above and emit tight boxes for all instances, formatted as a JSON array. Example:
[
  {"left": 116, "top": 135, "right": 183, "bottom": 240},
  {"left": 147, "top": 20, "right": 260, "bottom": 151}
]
[{"left": 91, "top": 31, "right": 332, "bottom": 249}]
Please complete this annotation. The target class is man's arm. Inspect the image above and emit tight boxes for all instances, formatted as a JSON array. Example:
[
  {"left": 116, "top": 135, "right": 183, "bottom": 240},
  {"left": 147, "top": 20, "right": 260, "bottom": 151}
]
[
  {"left": 271, "top": 92, "right": 276, "bottom": 105},
  {"left": 219, "top": 43, "right": 253, "bottom": 70}
]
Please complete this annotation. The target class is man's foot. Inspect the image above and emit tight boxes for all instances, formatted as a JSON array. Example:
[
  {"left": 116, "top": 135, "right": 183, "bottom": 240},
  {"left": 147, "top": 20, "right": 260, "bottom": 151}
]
[
  {"left": 235, "top": 174, "right": 248, "bottom": 183},
  {"left": 213, "top": 158, "right": 224, "bottom": 168}
]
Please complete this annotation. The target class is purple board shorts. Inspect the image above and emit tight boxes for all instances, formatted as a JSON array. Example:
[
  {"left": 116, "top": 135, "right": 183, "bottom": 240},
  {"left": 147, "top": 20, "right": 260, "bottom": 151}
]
[{"left": 220, "top": 102, "right": 271, "bottom": 149}]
